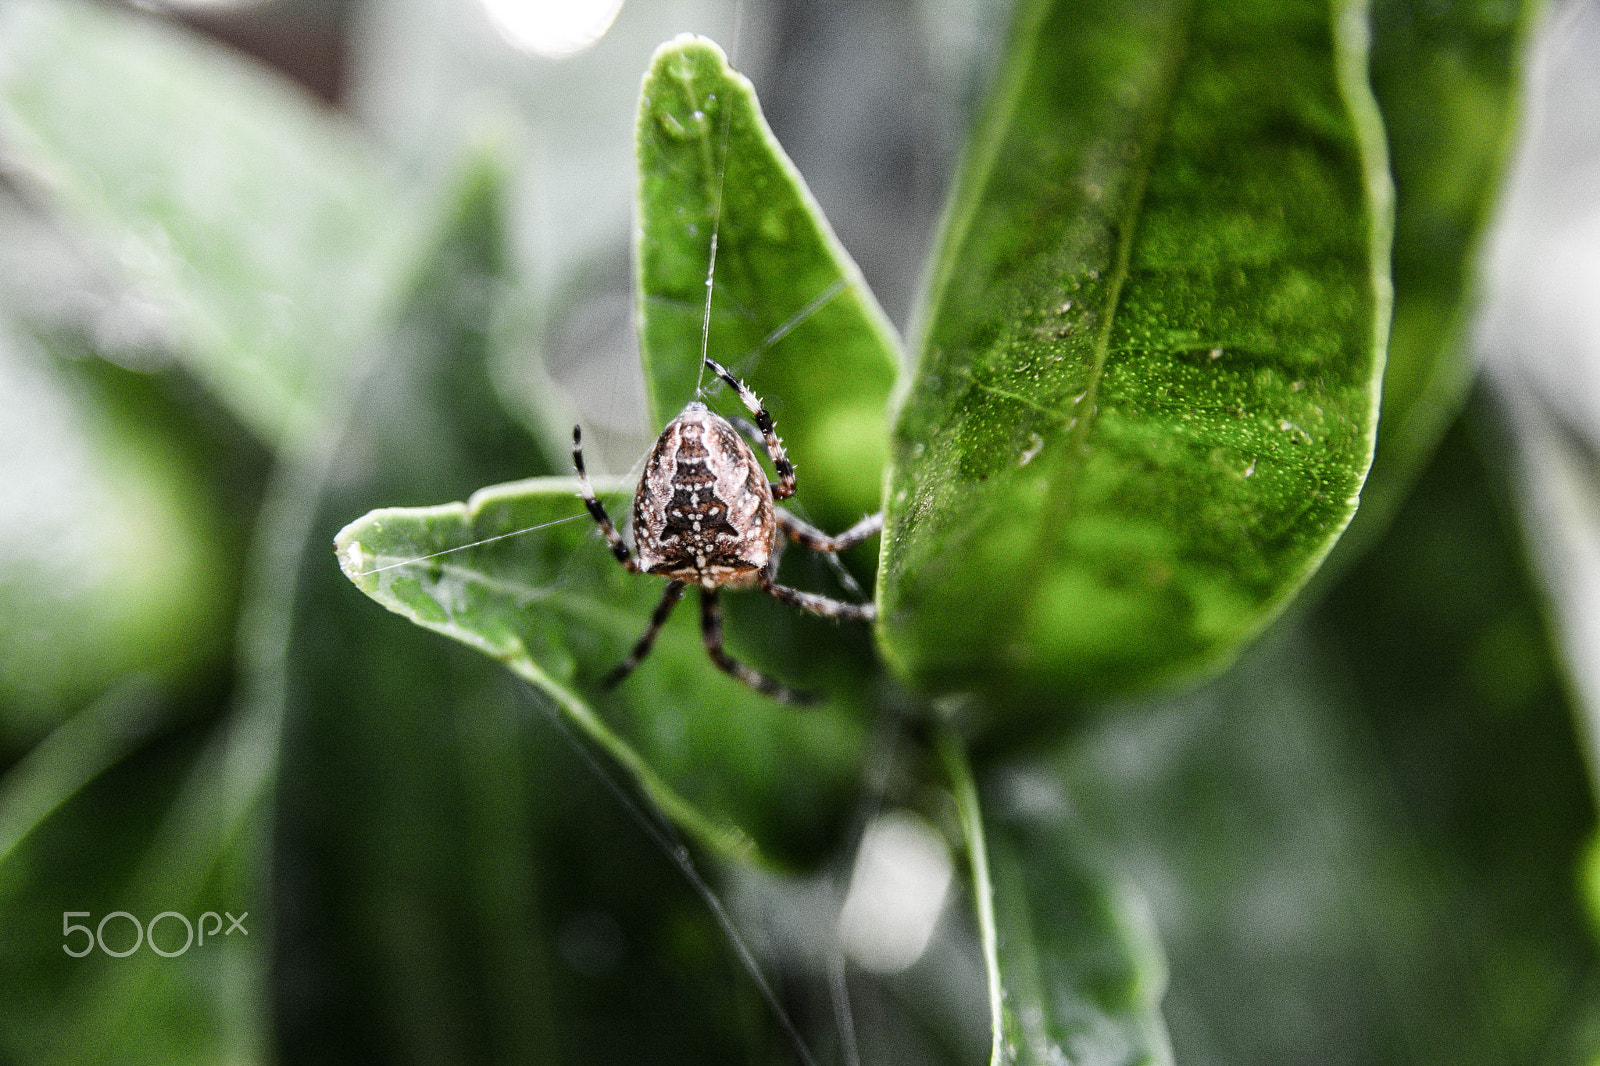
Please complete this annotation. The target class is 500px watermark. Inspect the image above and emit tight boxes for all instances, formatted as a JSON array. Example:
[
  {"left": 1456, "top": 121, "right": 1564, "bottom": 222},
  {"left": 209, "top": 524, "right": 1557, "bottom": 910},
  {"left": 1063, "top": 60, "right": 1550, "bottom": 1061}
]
[{"left": 62, "top": 910, "right": 248, "bottom": 958}]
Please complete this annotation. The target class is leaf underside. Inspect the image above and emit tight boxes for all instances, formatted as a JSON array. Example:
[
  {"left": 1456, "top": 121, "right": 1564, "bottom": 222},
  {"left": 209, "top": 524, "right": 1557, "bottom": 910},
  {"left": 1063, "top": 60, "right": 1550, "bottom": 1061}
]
[{"left": 335, "top": 476, "right": 875, "bottom": 868}]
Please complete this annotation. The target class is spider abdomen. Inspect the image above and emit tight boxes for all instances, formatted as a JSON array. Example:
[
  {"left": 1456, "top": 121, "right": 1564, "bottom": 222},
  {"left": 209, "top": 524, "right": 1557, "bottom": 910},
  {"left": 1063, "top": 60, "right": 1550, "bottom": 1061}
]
[
  {"left": 631, "top": 402, "right": 774, "bottom": 588},
  {"left": 572, "top": 358, "right": 878, "bottom": 703}
]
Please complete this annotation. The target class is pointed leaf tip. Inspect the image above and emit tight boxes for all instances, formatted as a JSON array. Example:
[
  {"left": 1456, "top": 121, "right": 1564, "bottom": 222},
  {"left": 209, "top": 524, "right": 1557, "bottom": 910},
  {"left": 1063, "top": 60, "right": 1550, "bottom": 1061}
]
[{"left": 635, "top": 34, "right": 901, "bottom": 528}]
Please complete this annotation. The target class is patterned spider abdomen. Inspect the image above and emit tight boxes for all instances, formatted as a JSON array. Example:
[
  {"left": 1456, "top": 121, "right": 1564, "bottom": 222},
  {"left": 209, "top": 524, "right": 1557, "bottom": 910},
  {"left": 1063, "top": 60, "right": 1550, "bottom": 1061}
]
[{"left": 631, "top": 402, "right": 775, "bottom": 589}]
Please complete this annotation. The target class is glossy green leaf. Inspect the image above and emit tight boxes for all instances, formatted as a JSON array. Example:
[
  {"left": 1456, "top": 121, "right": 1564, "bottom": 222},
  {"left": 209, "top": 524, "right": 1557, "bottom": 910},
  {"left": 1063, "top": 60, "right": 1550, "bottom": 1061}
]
[
  {"left": 942, "top": 731, "right": 1173, "bottom": 1066},
  {"left": 1064, "top": 404, "right": 1599, "bottom": 1064},
  {"left": 635, "top": 35, "right": 902, "bottom": 526},
  {"left": 880, "top": 0, "right": 1392, "bottom": 712},
  {"left": 0, "top": 0, "right": 417, "bottom": 448},
  {"left": 335, "top": 475, "right": 872, "bottom": 868}
]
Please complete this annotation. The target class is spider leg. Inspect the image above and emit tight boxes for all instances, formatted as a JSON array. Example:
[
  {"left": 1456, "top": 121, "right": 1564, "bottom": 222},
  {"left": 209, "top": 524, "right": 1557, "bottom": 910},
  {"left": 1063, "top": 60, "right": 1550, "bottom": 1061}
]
[
  {"left": 758, "top": 570, "right": 876, "bottom": 623},
  {"left": 700, "top": 587, "right": 816, "bottom": 705},
  {"left": 724, "top": 414, "right": 768, "bottom": 457},
  {"left": 776, "top": 508, "right": 884, "bottom": 554},
  {"left": 773, "top": 507, "right": 882, "bottom": 601},
  {"left": 704, "top": 357, "right": 797, "bottom": 500},
  {"left": 572, "top": 425, "right": 639, "bottom": 572},
  {"left": 602, "top": 579, "right": 686, "bottom": 689}
]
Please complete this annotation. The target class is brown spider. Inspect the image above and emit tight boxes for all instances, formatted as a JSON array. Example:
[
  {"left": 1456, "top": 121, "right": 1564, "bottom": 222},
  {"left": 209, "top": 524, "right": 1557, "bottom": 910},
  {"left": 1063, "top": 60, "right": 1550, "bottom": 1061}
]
[{"left": 572, "top": 357, "right": 881, "bottom": 704}]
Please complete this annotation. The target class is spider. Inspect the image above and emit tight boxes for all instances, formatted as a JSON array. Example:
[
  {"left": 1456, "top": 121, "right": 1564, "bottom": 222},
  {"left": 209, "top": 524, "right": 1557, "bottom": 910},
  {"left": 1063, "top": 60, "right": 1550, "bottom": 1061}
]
[{"left": 572, "top": 357, "right": 881, "bottom": 704}]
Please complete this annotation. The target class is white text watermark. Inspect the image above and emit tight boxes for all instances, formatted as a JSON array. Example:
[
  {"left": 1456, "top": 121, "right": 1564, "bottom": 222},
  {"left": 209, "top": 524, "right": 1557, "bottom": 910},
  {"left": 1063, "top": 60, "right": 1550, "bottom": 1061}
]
[{"left": 62, "top": 910, "right": 248, "bottom": 958}]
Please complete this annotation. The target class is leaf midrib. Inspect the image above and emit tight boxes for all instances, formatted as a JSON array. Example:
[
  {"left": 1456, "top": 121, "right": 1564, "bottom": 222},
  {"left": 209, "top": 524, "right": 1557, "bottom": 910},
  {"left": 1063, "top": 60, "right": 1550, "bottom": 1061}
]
[
  {"left": 1003, "top": 0, "right": 1196, "bottom": 667},
  {"left": 1058, "top": 0, "right": 1194, "bottom": 486}
]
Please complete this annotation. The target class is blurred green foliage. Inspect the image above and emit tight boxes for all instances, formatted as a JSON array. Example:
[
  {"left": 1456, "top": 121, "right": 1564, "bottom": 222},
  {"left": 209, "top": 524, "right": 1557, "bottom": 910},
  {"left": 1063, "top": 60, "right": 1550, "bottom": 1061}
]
[{"left": 0, "top": 0, "right": 1594, "bottom": 1064}]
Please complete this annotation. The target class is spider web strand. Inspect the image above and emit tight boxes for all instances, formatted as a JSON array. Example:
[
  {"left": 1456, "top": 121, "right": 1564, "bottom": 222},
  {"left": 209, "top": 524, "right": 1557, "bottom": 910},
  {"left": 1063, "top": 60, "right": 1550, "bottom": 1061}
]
[
  {"left": 754, "top": 275, "right": 851, "bottom": 362},
  {"left": 357, "top": 513, "right": 589, "bottom": 575}
]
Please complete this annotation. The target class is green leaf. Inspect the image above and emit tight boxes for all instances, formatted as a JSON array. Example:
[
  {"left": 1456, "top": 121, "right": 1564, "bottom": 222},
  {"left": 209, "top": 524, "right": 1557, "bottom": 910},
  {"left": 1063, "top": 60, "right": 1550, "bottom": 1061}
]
[
  {"left": 939, "top": 730, "right": 1012, "bottom": 1066},
  {"left": 1065, "top": 402, "right": 1599, "bottom": 1063},
  {"left": 941, "top": 730, "right": 1173, "bottom": 1066},
  {"left": 332, "top": 39, "right": 893, "bottom": 868},
  {"left": 880, "top": 0, "right": 1392, "bottom": 713},
  {"left": 0, "top": 0, "right": 417, "bottom": 448},
  {"left": 299, "top": 141, "right": 836, "bottom": 1062},
  {"left": 985, "top": 812, "right": 1174, "bottom": 1066},
  {"left": 335, "top": 473, "right": 872, "bottom": 868},
  {"left": 635, "top": 35, "right": 902, "bottom": 525},
  {"left": 284, "top": 150, "right": 794, "bottom": 1061},
  {"left": 0, "top": 320, "right": 232, "bottom": 747},
  {"left": 1346, "top": 0, "right": 1536, "bottom": 526}
]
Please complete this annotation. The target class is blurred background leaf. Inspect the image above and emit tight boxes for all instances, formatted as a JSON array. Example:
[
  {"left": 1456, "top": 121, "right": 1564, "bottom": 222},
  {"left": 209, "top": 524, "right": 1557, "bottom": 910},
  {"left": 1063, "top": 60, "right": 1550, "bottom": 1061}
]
[
  {"left": 0, "top": 0, "right": 421, "bottom": 450},
  {"left": 1477, "top": 0, "right": 1600, "bottom": 825},
  {"left": 1323, "top": 0, "right": 1537, "bottom": 565},
  {"left": 941, "top": 731, "right": 1174, "bottom": 1066},
  {"left": 0, "top": 316, "right": 235, "bottom": 752}
]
